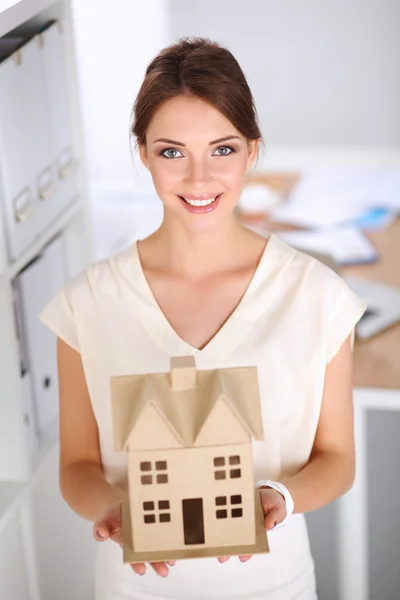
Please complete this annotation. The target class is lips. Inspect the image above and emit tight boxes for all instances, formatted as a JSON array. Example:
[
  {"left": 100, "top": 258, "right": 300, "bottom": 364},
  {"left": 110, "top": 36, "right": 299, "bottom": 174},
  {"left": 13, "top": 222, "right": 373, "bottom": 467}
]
[{"left": 178, "top": 193, "right": 222, "bottom": 213}]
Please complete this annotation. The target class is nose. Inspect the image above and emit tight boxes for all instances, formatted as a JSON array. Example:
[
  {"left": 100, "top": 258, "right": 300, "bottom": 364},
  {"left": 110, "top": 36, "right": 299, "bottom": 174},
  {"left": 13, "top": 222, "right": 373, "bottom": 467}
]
[{"left": 184, "top": 157, "right": 213, "bottom": 189}]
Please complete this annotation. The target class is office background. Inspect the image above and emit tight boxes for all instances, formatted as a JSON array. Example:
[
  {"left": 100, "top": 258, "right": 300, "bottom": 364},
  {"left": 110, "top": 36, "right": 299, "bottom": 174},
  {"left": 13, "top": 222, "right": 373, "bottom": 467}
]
[
  {"left": 72, "top": 0, "right": 400, "bottom": 187},
  {"left": 0, "top": 1, "right": 399, "bottom": 599}
]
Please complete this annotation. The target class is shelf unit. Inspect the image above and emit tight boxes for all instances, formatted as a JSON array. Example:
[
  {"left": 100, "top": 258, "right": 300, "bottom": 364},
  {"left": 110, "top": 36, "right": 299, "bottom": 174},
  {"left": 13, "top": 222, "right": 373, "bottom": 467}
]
[
  {"left": 0, "top": 1, "right": 95, "bottom": 598},
  {"left": 0, "top": 0, "right": 93, "bottom": 482}
]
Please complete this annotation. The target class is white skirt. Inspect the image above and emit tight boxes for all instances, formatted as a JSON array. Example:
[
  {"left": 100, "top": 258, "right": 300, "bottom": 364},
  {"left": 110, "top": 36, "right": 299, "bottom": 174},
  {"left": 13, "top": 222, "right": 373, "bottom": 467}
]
[{"left": 94, "top": 514, "right": 317, "bottom": 600}]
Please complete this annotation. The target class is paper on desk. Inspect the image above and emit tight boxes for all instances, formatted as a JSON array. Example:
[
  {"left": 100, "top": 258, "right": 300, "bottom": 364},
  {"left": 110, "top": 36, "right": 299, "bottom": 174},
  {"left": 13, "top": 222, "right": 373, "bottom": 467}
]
[
  {"left": 270, "top": 191, "right": 369, "bottom": 228},
  {"left": 269, "top": 169, "right": 400, "bottom": 228},
  {"left": 277, "top": 226, "right": 378, "bottom": 266}
]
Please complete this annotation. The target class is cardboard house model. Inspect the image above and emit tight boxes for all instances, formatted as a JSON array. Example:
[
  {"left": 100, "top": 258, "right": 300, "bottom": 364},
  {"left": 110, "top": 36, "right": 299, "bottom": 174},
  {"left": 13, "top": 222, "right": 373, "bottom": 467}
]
[{"left": 110, "top": 356, "right": 269, "bottom": 563}]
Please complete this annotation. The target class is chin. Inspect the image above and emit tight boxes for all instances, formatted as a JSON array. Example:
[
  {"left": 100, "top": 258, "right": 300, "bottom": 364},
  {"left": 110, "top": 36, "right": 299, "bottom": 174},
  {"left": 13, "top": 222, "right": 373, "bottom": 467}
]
[
  {"left": 187, "top": 206, "right": 235, "bottom": 230},
  {"left": 186, "top": 219, "right": 223, "bottom": 233}
]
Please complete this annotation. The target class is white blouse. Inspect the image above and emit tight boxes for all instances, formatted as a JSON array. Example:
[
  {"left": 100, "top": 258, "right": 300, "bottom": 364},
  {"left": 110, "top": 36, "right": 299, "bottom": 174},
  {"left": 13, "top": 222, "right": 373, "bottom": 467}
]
[{"left": 39, "top": 234, "right": 367, "bottom": 600}]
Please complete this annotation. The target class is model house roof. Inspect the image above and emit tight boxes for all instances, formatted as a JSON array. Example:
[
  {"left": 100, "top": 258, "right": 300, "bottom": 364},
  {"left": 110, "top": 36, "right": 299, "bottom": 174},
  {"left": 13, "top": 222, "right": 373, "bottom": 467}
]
[{"left": 111, "top": 356, "right": 264, "bottom": 450}]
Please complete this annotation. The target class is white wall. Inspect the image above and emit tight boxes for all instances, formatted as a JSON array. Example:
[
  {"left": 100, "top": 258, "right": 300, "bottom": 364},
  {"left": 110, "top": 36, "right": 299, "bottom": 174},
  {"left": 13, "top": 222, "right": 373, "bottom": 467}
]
[
  {"left": 71, "top": 0, "right": 400, "bottom": 182},
  {"left": 169, "top": 0, "right": 400, "bottom": 151},
  {"left": 72, "top": 0, "right": 171, "bottom": 185}
]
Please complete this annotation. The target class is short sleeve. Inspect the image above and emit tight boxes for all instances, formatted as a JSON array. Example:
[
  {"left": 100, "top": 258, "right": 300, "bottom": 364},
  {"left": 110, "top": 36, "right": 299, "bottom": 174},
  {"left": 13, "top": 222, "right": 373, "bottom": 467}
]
[
  {"left": 326, "top": 278, "right": 367, "bottom": 363},
  {"left": 39, "top": 284, "right": 80, "bottom": 353}
]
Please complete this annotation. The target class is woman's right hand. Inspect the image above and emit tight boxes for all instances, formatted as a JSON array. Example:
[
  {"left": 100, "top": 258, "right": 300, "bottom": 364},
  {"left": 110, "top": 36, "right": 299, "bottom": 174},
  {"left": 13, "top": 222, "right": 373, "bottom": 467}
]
[{"left": 93, "top": 502, "right": 175, "bottom": 577}]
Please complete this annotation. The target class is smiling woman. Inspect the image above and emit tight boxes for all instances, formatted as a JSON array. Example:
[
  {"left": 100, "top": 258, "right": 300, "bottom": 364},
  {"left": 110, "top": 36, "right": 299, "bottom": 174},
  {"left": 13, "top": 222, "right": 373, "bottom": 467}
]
[{"left": 38, "top": 36, "right": 367, "bottom": 600}]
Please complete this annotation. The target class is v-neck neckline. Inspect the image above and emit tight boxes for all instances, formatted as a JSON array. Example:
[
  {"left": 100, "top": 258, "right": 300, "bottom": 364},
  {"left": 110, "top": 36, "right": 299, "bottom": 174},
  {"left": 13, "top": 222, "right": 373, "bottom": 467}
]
[{"left": 129, "top": 234, "right": 278, "bottom": 358}]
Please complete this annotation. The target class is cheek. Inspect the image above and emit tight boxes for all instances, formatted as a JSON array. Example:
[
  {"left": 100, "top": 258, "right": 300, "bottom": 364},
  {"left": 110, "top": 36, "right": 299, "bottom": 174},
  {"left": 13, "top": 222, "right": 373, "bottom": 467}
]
[
  {"left": 147, "top": 160, "right": 182, "bottom": 192},
  {"left": 213, "top": 156, "right": 247, "bottom": 189}
]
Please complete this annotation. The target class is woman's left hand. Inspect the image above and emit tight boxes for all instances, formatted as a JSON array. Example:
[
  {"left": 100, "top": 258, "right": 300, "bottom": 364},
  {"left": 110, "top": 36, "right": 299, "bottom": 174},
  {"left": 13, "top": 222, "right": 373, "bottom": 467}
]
[
  {"left": 217, "top": 487, "right": 287, "bottom": 564},
  {"left": 259, "top": 487, "right": 287, "bottom": 530}
]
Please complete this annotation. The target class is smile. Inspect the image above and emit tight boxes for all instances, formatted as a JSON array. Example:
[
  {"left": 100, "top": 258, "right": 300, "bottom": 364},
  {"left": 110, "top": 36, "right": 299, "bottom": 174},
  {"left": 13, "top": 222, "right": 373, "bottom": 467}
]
[{"left": 180, "top": 195, "right": 221, "bottom": 207}]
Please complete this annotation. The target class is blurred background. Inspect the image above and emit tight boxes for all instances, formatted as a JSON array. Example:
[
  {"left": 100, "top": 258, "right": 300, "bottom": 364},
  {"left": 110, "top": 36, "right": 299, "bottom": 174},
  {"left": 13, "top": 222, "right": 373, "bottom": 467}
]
[{"left": 0, "top": 0, "right": 399, "bottom": 599}]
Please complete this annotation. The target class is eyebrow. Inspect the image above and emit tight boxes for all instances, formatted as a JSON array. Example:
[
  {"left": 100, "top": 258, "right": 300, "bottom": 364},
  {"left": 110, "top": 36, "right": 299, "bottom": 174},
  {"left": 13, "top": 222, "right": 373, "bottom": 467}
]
[{"left": 152, "top": 135, "right": 241, "bottom": 146}]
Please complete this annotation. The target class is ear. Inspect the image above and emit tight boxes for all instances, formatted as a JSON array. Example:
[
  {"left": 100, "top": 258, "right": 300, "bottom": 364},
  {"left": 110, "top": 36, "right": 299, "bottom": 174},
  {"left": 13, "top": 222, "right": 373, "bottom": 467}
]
[
  {"left": 138, "top": 143, "right": 149, "bottom": 170},
  {"left": 246, "top": 139, "right": 259, "bottom": 171}
]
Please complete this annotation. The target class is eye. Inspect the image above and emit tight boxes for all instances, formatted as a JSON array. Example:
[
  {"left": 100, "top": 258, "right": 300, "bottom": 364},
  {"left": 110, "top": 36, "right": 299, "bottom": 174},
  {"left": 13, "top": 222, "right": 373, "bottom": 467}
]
[
  {"left": 160, "top": 148, "right": 184, "bottom": 159},
  {"left": 213, "top": 145, "right": 235, "bottom": 156}
]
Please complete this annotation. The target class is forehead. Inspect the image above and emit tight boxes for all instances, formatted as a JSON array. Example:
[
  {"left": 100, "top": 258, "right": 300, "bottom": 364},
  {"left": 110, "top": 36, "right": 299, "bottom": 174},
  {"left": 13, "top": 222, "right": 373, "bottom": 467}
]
[{"left": 146, "top": 95, "right": 242, "bottom": 143}]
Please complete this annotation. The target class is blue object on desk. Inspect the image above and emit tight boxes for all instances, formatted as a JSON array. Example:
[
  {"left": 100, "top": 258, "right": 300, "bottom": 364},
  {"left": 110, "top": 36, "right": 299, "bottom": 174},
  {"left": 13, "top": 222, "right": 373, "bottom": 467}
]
[{"left": 351, "top": 207, "right": 394, "bottom": 230}]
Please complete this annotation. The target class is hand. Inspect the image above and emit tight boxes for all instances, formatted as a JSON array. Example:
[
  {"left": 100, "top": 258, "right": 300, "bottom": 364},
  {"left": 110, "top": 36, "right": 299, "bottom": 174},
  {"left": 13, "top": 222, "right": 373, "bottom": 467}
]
[
  {"left": 259, "top": 487, "right": 287, "bottom": 531},
  {"left": 217, "top": 487, "right": 287, "bottom": 564},
  {"left": 93, "top": 502, "right": 175, "bottom": 577}
]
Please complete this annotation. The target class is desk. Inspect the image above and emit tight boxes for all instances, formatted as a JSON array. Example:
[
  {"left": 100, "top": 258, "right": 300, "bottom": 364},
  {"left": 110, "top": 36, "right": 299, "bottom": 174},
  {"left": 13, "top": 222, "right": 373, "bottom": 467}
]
[
  {"left": 241, "top": 172, "right": 400, "bottom": 600},
  {"left": 242, "top": 171, "right": 400, "bottom": 388},
  {"left": 344, "top": 219, "right": 400, "bottom": 389}
]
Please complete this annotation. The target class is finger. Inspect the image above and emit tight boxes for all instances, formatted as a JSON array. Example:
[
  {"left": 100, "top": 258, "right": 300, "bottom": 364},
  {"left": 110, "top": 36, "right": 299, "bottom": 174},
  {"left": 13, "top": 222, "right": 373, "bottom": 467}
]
[
  {"left": 166, "top": 560, "right": 176, "bottom": 566},
  {"left": 217, "top": 556, "right": 230, "bottom": 563},
  {"left": 264, "top": 506, "right": 286, "bottom": 531},
  {"left": 259, "top": 488, "right": 285, "bottom": 513},
  {"left": 239, "top": 555, "right": 252, "bottom": 562},
  {"left": 150, "top": 561, "right": 170, "bottom": 577},
  {"left": 93, "top": 522, "right": 111, "bottom": 541},
  {"left": 131, "top": 562, "right": 146, "bottom": 576},
  {"left": 93, "top": 504, "right": 122, "bottom": 536}
]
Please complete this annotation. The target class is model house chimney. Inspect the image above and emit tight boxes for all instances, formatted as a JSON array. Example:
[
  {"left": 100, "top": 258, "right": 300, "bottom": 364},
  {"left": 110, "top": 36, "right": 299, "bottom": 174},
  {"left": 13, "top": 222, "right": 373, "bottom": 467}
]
[{"left": 170, "top": 356, "right": 197, "bottom": 391}]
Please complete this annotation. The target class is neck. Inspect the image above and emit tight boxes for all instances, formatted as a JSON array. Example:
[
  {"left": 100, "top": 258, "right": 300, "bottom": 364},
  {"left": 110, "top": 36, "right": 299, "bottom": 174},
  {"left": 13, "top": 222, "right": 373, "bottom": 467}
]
[{"left": 140, "top": 214, "right": 260, "bottom": 280}]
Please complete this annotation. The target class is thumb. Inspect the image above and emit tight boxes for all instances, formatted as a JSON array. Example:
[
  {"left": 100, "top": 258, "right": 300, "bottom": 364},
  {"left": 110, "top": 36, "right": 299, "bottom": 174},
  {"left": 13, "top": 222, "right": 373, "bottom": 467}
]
[
  {"left": 93, "top": 503, "right": 122, "bottom": 542},
  {"left": 93, "top": 520, "right": 112, "bottom": 541},
  {"left": 264, "top": 506, "right": 286, "bottom": 532}
]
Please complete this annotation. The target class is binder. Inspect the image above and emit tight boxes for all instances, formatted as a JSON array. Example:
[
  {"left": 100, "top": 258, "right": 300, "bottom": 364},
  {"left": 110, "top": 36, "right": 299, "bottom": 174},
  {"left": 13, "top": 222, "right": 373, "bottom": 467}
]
[
  {"left": 36, "top": 22, "right": 79, "bottom": 233},
  {"left": 0, "top": 21, "right": 79, "bottom": 260},
  {"left": 0, "top": 35, "right": 54, "bottom": 260},
  {"left": 16, "top": 235, "right": 67, "bottom": 440},
  {"left": 11, "top": 279, "right": 38, "bottom": 453}
]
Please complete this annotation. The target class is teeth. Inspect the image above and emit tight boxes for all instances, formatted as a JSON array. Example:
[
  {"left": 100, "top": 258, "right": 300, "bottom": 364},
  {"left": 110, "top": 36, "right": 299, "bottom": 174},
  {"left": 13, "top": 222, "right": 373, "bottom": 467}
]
[{"left": 182, "top": 195, "right": 219, "bottom": 206}]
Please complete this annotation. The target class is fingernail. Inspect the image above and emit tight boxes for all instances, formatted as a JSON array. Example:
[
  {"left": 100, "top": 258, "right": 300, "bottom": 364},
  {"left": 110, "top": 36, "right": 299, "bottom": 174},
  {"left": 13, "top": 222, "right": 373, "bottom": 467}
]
[{"left": 96, "top": 530, "right": 104, "bottom": 539}]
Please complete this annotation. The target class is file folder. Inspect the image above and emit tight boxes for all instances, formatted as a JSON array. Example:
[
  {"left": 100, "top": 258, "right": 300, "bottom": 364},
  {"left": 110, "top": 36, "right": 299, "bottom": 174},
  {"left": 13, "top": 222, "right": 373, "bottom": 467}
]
[
  {"left": 16, "top": 235, "right": 67, "bottom": 439},
  {"left": 36, "top": 22, "right": 79, "bottom": 233}
]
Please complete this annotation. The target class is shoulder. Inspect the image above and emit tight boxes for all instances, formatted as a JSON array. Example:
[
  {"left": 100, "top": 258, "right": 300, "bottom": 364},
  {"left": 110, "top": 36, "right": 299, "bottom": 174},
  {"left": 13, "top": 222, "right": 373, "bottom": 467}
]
[
  {"left": 64, "top": 242, "right": 136, "bottom": 308},
  {"left": 272, "top": 235, "right": 367, "bottom": 355},
  {"left": 271, "top": 234, "right": 344, "bottom": 306}
]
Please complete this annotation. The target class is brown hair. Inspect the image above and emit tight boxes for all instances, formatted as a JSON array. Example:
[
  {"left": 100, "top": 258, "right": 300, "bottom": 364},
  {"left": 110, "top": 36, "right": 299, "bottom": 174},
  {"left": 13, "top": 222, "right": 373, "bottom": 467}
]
[{"left": 130, "top": 37, "right": 262, "bottom": 150}]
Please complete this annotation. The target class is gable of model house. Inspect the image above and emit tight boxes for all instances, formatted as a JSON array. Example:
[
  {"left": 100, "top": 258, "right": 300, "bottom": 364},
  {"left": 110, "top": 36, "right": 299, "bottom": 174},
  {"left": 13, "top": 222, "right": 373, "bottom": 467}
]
[{"left": 111, "top": 360, "right": 264, "bottom": 452}]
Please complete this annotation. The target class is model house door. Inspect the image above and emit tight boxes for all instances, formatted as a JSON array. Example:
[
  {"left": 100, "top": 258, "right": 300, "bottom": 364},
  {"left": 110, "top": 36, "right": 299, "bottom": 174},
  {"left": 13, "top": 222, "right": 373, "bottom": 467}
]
[{"left": 182, "top": 498, "right": 205, "bottom": 545}]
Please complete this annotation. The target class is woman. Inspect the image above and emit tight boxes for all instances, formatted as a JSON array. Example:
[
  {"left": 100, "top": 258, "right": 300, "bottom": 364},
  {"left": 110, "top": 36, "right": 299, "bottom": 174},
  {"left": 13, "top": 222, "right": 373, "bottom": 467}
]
[{"left": 39, "top": 37, "right": 366, "bottom": 600}]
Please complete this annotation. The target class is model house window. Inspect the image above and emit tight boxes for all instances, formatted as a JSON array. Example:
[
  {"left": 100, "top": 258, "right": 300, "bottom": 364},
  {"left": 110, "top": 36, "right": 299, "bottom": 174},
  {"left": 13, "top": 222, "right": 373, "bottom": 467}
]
[
  {"left": 215, "top": 494, "right": 243, "bottom": 519},
  {"left": 213, "top": 455, "right": 241, "bottom": 480},
  {"left": 140, "top": 460, "right": 168, "bottom": 484},
  {"left": 143, "top": 500, "right": 171, "bottom": 523}
]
